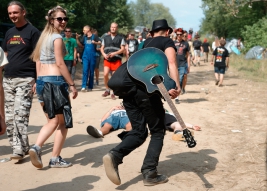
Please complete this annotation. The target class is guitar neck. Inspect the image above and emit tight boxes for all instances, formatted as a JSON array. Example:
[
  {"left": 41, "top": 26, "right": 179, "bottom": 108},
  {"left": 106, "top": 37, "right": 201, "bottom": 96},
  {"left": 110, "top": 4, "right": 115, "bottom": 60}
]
[{"left": 157, "top": 83, "right": 187, "bottom": 130}]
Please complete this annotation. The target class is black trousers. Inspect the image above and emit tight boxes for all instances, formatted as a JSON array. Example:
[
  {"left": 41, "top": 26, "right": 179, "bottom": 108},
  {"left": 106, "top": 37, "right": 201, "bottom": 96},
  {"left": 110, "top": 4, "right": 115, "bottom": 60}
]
[{"left": 111, "top": 88, "right": 166, "bottom": 174}]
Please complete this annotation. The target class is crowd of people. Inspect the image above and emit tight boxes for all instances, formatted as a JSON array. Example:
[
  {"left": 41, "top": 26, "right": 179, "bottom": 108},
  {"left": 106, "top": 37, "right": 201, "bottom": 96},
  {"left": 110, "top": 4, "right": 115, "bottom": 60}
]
[{"left": 0, "top": 0, "right": 232, "bottom": 187}]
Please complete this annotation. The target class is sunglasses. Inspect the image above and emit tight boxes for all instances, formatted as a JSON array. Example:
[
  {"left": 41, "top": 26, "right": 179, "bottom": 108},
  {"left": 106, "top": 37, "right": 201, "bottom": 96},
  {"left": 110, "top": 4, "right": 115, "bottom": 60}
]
[
  {"left": 65, "top": 30, "right": 71, "bottom": 32},
  {"left": 53, "top": 17, "right": 69, "bottom": 22},
  {"left": 177, "top": 33, "right": 183, "bottom": 36}
]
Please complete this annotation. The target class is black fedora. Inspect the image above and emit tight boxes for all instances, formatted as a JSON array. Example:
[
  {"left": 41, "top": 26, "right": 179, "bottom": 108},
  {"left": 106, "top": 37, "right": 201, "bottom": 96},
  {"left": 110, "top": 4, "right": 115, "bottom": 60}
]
[{"left": 150, "top": 19, "right": 173, "bottom": 34}]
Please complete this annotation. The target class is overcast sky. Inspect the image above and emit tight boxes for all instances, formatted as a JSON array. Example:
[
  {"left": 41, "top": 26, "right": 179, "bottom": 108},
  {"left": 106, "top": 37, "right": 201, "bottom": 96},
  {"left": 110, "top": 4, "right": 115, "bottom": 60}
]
[{"left": 128, "top": 0, "right": 204, "bottom": 32}]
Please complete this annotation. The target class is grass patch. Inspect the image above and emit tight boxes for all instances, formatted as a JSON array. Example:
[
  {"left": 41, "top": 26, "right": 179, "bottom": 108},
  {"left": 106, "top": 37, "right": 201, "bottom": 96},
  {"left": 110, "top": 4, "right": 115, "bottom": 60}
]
[{"left": 230, "top": 54, "right": 267, "bottom": 82}]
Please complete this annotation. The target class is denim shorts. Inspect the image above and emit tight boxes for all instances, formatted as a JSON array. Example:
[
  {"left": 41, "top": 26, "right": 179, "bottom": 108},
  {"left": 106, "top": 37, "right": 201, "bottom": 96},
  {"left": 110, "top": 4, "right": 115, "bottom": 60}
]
[
  {"left": 178, "top": 65, "right": 188, "bottom": 85},
  {"left": 214, "top": 66, "right": 226, "bottom": 74},
  {"left": 100, "top": 110, "right": 130, "bottom": 130},
  {"left": 36, "top": 76, "right": 68, "bottom": 102}
]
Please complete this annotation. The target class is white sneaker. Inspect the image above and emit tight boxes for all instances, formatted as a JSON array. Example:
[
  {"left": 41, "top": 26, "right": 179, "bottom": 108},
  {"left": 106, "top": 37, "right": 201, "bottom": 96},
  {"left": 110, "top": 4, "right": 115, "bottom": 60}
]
[{"left": 81, "top": 88, "right": 86, "bottom": 92}]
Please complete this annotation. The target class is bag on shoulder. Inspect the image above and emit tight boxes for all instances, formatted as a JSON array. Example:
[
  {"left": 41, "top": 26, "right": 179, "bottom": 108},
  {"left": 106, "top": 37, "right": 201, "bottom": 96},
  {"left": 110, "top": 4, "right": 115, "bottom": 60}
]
[{"left": 108, "top": 62, "right": 136, "bottom": 97}]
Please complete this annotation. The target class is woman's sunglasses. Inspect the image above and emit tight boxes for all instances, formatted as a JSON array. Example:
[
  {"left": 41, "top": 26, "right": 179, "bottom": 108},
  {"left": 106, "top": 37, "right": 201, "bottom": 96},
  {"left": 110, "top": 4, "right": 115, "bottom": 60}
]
[{"left": 53, "top": 17, "right": 69, "bottom": 22}]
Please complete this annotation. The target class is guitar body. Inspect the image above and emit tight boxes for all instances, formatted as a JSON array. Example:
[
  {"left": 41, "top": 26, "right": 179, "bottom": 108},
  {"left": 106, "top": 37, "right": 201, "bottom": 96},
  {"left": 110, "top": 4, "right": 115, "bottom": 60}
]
[{"left": 127, "top": 47, "right": 176, "bottom": 94}]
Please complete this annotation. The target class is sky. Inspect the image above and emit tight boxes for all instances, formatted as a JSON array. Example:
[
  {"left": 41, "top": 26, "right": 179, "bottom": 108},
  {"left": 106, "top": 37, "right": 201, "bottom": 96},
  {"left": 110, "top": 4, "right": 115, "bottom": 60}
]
[{"left": 128, "top": 0, "right": 204, "bottom": 32}]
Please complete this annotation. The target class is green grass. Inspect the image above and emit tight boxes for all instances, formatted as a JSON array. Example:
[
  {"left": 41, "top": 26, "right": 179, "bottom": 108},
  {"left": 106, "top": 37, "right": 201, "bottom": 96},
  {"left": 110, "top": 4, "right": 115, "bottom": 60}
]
[{"left": 230, "top": 54, "right": 267, "bottom": 82}]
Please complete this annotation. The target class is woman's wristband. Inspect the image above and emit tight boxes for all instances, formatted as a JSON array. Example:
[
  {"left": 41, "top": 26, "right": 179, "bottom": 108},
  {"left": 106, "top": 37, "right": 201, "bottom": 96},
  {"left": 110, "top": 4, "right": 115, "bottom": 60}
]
[{"left": 69, "top": 83, "right": 75, "bottom": 86}]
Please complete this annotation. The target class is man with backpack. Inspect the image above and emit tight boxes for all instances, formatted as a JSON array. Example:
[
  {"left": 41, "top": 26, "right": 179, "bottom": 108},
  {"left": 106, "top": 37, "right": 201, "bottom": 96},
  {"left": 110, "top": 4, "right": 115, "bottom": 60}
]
[
  {"left": 125, "top": 33, "right": 139, "bottom": 60},
  {"left": 193, "top": 35, "right": 202, "bottom": 66}
]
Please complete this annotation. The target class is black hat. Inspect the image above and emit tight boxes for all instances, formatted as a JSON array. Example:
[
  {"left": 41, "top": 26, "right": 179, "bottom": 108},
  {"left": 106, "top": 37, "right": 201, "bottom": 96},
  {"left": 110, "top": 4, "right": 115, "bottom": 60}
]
[{"left": 150, "top": 19, "right": 173, "bottom": 34}]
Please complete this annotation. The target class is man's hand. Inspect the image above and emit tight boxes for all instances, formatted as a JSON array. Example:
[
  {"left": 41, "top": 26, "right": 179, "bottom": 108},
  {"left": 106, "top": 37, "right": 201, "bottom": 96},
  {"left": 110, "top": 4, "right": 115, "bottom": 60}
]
[
  {"left": 108, "top": 52, "right": 116, "bottom": 58},
  {"left": 168, "top": 88, "right": 180, "bottom": 99},
  {"left": 0, "top": 116, "right": 6, "bottom": 135},
  {"left": 32, "top": 83, "right": 36, "bottom": 94},
  {"left": 73, "top": 60, "right": 77, "bottom": 66},
  {"left": 103, "top": 53, "right": 109, "bottom": 60},
  {"left": 75, "top": 33, "right": 80, "bottom": 39}
]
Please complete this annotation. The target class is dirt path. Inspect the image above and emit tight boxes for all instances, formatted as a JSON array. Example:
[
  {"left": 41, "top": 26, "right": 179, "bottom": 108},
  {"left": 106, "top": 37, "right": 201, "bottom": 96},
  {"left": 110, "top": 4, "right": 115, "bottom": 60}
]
[{"left": 0, "top": 59, "right": 266, "bottom": 191}]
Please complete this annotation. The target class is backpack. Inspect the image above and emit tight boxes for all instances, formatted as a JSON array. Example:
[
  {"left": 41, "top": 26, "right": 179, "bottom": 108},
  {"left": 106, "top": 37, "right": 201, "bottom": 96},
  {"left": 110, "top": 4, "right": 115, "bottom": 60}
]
[
  {"left": 194, "top": 40, "right": 201, "bottom": 49},
  {"left": 108, "top": 62, "right": 136, "bottom": 97}
]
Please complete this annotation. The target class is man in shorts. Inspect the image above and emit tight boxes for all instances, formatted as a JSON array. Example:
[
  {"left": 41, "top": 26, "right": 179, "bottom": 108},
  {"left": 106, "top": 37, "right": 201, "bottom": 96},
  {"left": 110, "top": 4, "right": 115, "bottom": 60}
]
[
  {"left": 100, "top": 22, "right": 125, "bottom": 100},
  {"left": 193, "top": 35, "right": 202, "bottom": 66},
  {"left": 86, "top": 105, "right": 131, "bottom": 138},
  {"left": 174, "top": 28, "right": 190, "bottom": 104},
  {"left": 211, "top": 39, "right": 229, "bottom": 87},
  {"left": 86, "top": 106, "right": 201, "bottom": 140}
]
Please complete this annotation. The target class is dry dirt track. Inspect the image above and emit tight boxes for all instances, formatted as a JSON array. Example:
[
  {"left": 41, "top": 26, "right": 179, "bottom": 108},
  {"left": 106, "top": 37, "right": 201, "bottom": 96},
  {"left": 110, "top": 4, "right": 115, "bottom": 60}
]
[{"left": 0, "top": 59, "right": 266, "bottom": 191}]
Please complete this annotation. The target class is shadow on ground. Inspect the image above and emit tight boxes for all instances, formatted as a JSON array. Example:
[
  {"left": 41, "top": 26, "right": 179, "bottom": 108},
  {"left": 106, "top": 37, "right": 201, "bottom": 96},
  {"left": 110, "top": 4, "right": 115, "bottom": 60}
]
[{"left": 116, "top": 149, "right": 218, "bottom": 190}]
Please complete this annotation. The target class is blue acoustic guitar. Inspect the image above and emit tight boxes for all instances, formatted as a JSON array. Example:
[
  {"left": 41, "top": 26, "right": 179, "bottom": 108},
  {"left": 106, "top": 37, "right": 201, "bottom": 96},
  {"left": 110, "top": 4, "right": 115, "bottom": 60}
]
[{"left": 127, "top": 47, "right": 196, "bottom": 148}]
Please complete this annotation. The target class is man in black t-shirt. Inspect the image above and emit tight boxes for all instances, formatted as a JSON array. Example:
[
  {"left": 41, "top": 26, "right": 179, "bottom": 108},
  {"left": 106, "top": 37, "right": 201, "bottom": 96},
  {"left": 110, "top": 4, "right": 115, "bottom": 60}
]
[
  {"left": 174, "top": 28, "right": 190, "bottom": 104},
  {"left": 125, "top": 33, "right": 139, "bottom": 59},
  {"left": 1, "top": 2, "right": 40, "bottom": 160},
  {"left": 103, "top": 19, "right": 180, "bottom": 186},
  {"left": 193, "top": 35, "right": 202, "bottom": 66},
  {"left": 211, "top": 39, "right": 229, "bottom": 87}
]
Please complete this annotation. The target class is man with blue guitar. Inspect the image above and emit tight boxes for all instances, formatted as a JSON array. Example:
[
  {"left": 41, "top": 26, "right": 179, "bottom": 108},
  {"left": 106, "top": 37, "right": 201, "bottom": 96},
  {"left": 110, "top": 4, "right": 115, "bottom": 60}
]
[{"left": 103, "top": 19, "right": 182, "bottom": 186}]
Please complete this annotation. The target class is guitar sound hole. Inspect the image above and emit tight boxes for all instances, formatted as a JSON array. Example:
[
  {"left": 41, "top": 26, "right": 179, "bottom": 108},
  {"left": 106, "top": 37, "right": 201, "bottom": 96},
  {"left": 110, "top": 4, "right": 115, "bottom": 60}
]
[{"left": 151, "top": 75, "right": 164, "bottom": 85}]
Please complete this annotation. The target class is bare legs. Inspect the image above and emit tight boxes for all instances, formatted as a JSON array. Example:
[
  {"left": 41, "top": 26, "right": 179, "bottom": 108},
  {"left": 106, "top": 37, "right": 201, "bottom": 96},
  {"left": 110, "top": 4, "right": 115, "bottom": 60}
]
[
  {"left": 214, "top": 73, "right": 224, "bottom": 86},
  {"left": 35, "top": 103, "right": 68, "bottom": 157}
]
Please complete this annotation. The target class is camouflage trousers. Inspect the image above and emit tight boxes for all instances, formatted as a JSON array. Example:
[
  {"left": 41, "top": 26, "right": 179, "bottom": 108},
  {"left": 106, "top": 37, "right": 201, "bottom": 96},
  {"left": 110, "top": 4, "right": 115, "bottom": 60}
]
[{"left": 3, "top": 77, "right": 35, "bottom": 155}]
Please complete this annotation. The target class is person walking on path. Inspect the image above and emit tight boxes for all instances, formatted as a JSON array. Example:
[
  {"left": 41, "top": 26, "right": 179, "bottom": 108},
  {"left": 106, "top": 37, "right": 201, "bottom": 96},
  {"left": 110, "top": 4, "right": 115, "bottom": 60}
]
[
  {"left": 174, "top": 28, "right": 190, "bottom": 104},
  {"left": 0, "top": 47, "right": 9, "bottom": 135},
  {"left": 211, "top": 39, "right": 229, "bottom": 87},
  {"left": 29, "top": 6, "right": 78, "bottom": 169},
  {"left": 193, "top": 35, "right": 202, "bottom": 66},
  {"left": 76, "top": 25, "right": 101, "bottom": 92},
  {"left": 2, "top": 1, "right": 40, "bottom": 160},
  {"left": 100, "top": 22, "right": 125, "bottom": 100},
  {"left": 125, "top": 33, "right": 139, "bottom": 60},
  {"left": 63, "top": 27, "right": 77, "bottom": 80},
  {"left": 102, "top": 19, "right": 180, "bottom": 186},
  {"left": 201, "top": 38, "right": 211, "bottom": 63}
]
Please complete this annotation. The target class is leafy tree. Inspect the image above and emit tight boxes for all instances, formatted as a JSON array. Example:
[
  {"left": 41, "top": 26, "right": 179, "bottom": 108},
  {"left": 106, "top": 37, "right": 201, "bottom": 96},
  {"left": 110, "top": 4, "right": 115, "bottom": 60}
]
[
  {"left": 0, "top": 0, "right": 133, "bottom": 36},
  {"left": 241, "top": 17, "right": 267, "bottom": 51},
  {"left": 129, "top": 0, "right": 176, "bottom": 29}
]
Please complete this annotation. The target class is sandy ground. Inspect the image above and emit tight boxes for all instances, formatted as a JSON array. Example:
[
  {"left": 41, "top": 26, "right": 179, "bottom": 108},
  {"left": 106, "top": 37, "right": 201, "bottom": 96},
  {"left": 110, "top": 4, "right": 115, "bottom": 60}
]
[{"left": 0, "top": 58, "right": 266, "bottom": 191}]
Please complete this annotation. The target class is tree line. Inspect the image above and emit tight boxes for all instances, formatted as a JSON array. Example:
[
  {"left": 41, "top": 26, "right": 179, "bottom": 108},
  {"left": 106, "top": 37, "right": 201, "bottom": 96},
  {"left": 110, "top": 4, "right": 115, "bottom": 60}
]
[
  {"left": 200, "top": 0, "right": 267, "bottom": 51},
  {"left": 0, "top": 0, "right": 175, "bottom": 36}
]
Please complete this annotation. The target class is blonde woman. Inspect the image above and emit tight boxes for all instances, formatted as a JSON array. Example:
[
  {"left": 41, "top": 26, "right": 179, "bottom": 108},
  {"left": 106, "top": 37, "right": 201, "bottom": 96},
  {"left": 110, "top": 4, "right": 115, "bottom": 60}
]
[{"left": 29, "top": 6, "right": 78, "bottom": 169}]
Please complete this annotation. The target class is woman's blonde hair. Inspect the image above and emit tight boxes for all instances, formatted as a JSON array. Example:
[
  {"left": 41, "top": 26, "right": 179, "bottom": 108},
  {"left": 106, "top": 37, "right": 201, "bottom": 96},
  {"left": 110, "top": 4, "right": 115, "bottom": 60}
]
[{"left": 31, "top": 6, "right": 67, "bottom": 62}]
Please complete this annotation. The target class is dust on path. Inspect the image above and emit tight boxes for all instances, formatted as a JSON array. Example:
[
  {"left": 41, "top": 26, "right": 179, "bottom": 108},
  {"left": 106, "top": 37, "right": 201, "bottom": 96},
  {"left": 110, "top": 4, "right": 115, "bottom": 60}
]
[{"left": 0, "top": 59, "right": 266, "bottom": 191}]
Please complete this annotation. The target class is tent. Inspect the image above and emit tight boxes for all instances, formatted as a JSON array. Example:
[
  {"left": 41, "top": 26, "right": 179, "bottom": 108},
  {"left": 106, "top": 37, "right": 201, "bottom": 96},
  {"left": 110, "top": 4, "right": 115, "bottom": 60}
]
[{"left": 245, "top": 46, "right": 266, "bottom": 60}]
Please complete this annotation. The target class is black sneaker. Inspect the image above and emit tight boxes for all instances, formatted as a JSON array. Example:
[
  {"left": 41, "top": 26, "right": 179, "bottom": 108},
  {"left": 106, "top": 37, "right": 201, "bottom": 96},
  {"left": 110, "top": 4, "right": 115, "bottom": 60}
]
[
  {"left": 49, "top": 156, "right": 72, "bottom": 168},
  {"left": 86, "top": 125, "right": 103, "bottom": 138},
  {"left": 29, "top": 146, "right": 43, "bottom": 168},
  {"left": 103, "top": 152, "right": 121, "bottom": 185},
  {"left": 143, "top": 170, "right": 168, "bottom": 186}
]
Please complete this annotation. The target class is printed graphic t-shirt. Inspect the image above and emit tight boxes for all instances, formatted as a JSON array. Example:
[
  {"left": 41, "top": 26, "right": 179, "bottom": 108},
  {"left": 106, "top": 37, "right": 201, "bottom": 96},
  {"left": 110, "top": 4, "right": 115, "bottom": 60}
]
[
  {"left": 63, "top": 37, "right": 77, "bottom": 60},
  {"left": 174, "top": 40, "right": 189, "bottom": 67},
  {"left": 2, "top": 23, "right": 40, "bottom": 78},
  {"left": 213, "top": 46, "right": 229, "bottom": 67}
]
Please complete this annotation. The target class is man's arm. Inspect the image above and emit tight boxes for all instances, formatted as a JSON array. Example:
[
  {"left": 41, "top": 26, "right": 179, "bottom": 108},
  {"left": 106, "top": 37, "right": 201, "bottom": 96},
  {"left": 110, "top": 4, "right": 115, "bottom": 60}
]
[
  {"left": 0, "top": 67, "right": 6, "bottom": 135},
  {"left": 226, "top": 57, "right": 229, "bottom": 67},
  {"left": 75, "top": 34, "right": 84, "bottom": 48},
  {"left": 165, "top": 47, "right": 181, "bottom": 97},
  {"left": 73, "top": 47, "right": 77, "bottom": 66},
  {"left": 100, "top": 40, "right": 109, "bottom": 60},
  {"left": 108, "top": 45, "right": 125, "bottom": 58},
  {"left": 186, "top": 51, "right": 190, "bottom": 73},
  {"left": 101, "top": 106, "right": 124, "bottom": 122}
]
